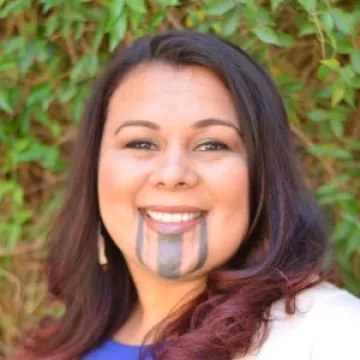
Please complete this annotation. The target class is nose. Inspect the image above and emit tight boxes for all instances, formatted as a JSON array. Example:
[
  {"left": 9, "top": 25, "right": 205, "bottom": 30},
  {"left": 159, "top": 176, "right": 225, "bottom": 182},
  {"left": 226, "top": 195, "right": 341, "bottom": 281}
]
[{"left": 149, "top": 147, "right": 199, "bottom": 190}]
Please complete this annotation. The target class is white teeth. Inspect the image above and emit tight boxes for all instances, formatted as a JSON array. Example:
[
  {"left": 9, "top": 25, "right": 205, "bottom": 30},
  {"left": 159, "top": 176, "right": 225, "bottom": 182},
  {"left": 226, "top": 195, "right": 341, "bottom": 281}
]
[
  {"left": 164, "top": 213, "right": 172, "bottom": 222},
  {"left": 181, "top": 213, "right": 190, "bottom": 222},
  {"left": 145, "top": 210, "right": 202, "bottom": 223}
]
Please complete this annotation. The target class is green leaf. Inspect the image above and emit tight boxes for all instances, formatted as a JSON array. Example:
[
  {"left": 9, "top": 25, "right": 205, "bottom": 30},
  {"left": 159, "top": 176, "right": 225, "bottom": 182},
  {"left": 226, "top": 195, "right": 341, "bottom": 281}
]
[
  {"left": 72, "top": 87, "right": 87, "bottom": 122},
  {"left": 73, "top": 21, "right": 85, "bottom": 40},
  {"left": 126, "top": 0, "right": 146, "bottom": 14},
  {"left": 109, "top": 12, "right": 128, "bottom": 52},
  {"left": 27, "top": 83, "right": 53, "bottom": 106},
  {"left": 351, "top": 50, "right": 360, "bottom": 75},
  {"left": 281, "top": 81, "right": 303, "bottom": 93},
  {"left": 16, "top": 209, "right": 33, "bottom": 224},
  {"left": 331, "top": 82, "right": 346, "bottom": 107},
  {"left": 18, "top": 107, "right": 32, "bottom": 133},
  {"left": 348, "top": 141, "right": 360, "bottom": 151},
  {"left": 243, "top": 3, "right": 275, "bottom": 27},
  {"left": 297, "top": 0, "right": 315, "bottom": 13},
  {"left": 298, "top": 21, "right": 317, "bottom": 36},
  {"left": 331, "top": 106, "right": 350, "bottom": 123},
  {"left": 316, "top": 174, "right": 350, "bottom": 197},
  {"left": 330, "top": 118, "right": 344, "bottom": 137},
  {"left": 0, "top": 0, "right": 31, "bottom": 18},
  {"left": 148, "top": 11, "right": 165, "bottom": 31},
  {"left": 316, "top": 183, "right": 336, "bottom": 198},
  {"left": 275, "top": 32, "right": 295, "bottom": 47},
  {"left": 0, "top": 181, "right": 16, "bottom": 200},
  {"left": 220, "top": 8, "right": 239, "bottom": 37},
  {"left": 111, "top": 0, "right": 126, "bottom": 17},
  {"left": 333, "top": 218, "right": 354, "bottom": 242},
  {"left": 206, "top": 0, "right": 235, "bottom": 16},
  {"left": 13, "top": 141, "right": 43, "bottom": 164},
  {"left": 41, "top": 146, "right": 59, "bottom": 169},
  {"left": 335, "top": 36, "right": 353, "bottom": 55},
  {"left": 309, "top": 144, "right": 352, "bottom": 160},
  {"left": 351, "top": 76, "right": 360, "bottom": 89},
  {"left": 0, "top": 91, "right": 13, "bottom": 114},
  {"left": 308, "top": 109, "right": 328, "bottom": 122},
  {"left": 0, "top": 58, "right": 17, "bottom": 73},
  {"left": 8, "top": 223, "right": 21, "bottom": 248},
  {"left": 313, "top": 87, "right": 331, "bottom": 101},
  {"left": 318, "top": 192, "right": 353, "bottom": 206},
  {"left": 346, "top": 227, "right": 360, "bottom": 256},
  {"left": 271, "top": 0, "right": 283, "bottom": 12},
  {"left": 70, "top": 54, "right": 97, "bottom": 81},
  {"left": 344, "top": 87, "right": 355, "bottom": 108},
  {"left": 153, "top": 0, "right": 179, "bottom": 6},
  {"left": 3, "top": 36, "right": 25, "bottom": 54},
  {"left": 316, "top": 64, "right": 333, "bottom": 82},
  {"left": 320, "top": 11, "right": 334, "bottom": 33},
  {"left": 92, "top": 20, "right": 107, "bottom": 50},
  {"left": 320, "top": 58, "right": 340, "bottom": 70},
  {"left": 338, "top": 65, "right": 355, "bottom": 84},
  {"left": 330, "top": 8, "right": 354, "bottom": 34},
  {"left": 13, "top": 186, "right": 24, "bottom": 206},
  {"left": 128, "top": 9, "right": 143, "bottom": 31},
  {"left": 252, "top": 27, "right": 278, "bottom": 46},
  {"left": 45, "top": 13, "right": 60, "bottom": 36},
  {"left": 58, "top": 83, "right": 77, "bottom": 103}
]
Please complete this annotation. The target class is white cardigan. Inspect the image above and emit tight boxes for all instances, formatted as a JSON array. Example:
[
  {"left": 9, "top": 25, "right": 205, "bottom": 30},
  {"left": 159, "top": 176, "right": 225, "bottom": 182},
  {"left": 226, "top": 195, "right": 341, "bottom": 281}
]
[{"left": 237, "top": 282, "right": 360, "bottom": 359}]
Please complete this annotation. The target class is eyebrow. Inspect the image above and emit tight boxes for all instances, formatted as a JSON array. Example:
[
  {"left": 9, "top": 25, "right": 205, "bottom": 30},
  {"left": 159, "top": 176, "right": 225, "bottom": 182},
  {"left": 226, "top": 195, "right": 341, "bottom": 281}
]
[{"left": 115, "top": 118, "right": 242, "bottom": 137}]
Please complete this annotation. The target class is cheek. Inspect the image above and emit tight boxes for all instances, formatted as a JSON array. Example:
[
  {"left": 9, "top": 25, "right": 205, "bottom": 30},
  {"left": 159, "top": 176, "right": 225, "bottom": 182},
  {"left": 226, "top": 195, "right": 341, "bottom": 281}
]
[
  {"left": 97, "top": 153, "right": 151, "bottom": 254},
  {"left": 219, "top": 159, "right": 250, "bottom": 237},
  {"left": 98, "top": 156, "right": 128, "bottom": 205},
  {"left": 222, "top": 165, "right": 249, "bottom": 210},
  {"left": 204, "top": 156, "right": 249, "bottom": 211},
  {"left": 202, "top": 158, "right": 249, "bottom": 264},
  {"left": 97, "top": 153, "right": 147, "bottom": 217}
]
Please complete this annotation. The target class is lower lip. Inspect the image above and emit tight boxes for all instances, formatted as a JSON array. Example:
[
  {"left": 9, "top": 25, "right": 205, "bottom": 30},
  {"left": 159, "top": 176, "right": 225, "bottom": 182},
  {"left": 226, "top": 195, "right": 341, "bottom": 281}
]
[{"left": 142, "top": 211, "right": 204, "bottom": 235}]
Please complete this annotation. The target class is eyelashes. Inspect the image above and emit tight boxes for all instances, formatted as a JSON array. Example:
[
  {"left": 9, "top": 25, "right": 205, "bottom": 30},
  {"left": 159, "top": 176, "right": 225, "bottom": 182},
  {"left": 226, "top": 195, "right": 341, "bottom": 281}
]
[
  {"left": 124, "top": 140, "right": 230, "bottom": 152},
  {"left": 124, "top": 140, "right": 157, "bottom": 151},
  {"left": 195, "top": 141, "right": 229, "bottom": 151}
]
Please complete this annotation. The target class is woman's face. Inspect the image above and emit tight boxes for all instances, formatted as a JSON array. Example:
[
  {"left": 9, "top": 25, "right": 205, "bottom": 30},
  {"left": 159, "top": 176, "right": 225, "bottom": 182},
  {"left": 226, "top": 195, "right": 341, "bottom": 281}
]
[{"left": 98, "top": 62, "right": 249, "bottom": 280}]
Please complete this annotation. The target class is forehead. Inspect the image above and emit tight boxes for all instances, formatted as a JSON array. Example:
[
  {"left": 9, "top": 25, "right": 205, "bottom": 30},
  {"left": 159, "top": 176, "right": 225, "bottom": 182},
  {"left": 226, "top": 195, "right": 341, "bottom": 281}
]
[{"left": 106, "top": 62, "right": 238, "bottom": 126}]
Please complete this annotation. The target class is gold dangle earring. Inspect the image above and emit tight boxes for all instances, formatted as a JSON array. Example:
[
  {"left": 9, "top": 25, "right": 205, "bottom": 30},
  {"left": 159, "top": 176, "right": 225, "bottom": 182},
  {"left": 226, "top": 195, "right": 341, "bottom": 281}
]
[{"left": 98, "top": 224, "right": 108, "bottom": 271}]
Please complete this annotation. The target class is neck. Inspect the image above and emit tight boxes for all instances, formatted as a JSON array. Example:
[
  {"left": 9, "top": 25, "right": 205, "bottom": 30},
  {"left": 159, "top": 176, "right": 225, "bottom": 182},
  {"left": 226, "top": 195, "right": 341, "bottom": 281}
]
[{"left": 114, "top": 262, "right": 206, "bottom": 345}]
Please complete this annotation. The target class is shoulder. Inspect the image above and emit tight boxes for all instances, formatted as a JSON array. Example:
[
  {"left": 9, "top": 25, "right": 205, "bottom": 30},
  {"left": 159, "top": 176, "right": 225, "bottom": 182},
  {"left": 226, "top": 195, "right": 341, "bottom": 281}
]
[
  {"left": 292, "top": 281, "right": 360, "bottom": 328},
  {"left": 264, "top": 282, "right": 360, "bottom": 359},
  {"left": 242, "top": 282, "right": 360, "bottom": 359},
  {"left": 269, "top": 281, "right": 360, "bottom": 321},
  {"left": 297, "top": 282, "right": 360, "bottom": 359}
]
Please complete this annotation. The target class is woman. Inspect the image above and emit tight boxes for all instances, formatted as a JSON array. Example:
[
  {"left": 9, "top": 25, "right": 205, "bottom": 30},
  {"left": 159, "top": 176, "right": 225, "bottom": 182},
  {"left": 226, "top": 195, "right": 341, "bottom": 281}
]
[{"left": 17, "top": 30, "right": 360, "bottom": 360}]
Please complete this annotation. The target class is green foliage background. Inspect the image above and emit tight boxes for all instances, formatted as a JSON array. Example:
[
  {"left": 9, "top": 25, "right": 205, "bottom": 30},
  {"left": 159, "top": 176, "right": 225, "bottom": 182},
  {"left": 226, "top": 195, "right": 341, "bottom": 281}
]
[{"left": 1, "top": 0, "right": 360, "bottom": 357}]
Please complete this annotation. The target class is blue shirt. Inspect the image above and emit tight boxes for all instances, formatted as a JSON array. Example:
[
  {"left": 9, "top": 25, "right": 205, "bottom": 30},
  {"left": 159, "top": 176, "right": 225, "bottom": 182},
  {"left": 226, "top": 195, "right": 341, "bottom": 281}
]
[{"left": 83, "top": 339, "right": 148, "bottom": 360}]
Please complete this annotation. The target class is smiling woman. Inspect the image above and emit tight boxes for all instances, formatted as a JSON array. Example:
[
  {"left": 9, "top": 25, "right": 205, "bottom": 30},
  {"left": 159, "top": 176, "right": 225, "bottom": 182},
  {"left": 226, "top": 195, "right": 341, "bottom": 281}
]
[
  {"left": 15, "top": 31, "right": 360, "bottom": 360},
  {"left": 98, "top": 63, "right": 249, "bottom": 283}
]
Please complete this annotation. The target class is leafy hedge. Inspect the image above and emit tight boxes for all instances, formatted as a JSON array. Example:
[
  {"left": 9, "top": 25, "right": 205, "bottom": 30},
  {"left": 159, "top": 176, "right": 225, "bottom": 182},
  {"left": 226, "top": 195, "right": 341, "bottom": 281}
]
[{"left": 1, "top": 0, "right": 360, "bottom": 357}]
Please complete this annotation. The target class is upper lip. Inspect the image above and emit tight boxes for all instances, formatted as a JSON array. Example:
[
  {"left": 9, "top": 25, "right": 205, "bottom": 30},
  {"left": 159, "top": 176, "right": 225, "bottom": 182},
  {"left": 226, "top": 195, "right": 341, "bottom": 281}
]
[{"left": 140, "top": 205, "right": 205, "bottom": 213}]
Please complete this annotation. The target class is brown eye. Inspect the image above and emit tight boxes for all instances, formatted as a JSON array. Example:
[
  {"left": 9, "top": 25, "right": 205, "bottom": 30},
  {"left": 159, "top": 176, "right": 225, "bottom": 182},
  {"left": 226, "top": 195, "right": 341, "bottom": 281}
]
[
  {"left": 125, "top": 140, "right": 157, "bottom": 151},
  {"left": 196, "top": 141, "right": 229, "bottom": 151}
]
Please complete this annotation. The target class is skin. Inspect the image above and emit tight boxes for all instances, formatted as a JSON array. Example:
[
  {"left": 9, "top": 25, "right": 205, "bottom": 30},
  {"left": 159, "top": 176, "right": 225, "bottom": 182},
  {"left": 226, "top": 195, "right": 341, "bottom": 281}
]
[
  {"left": 157, "top": 232, "right": 183, "bottom": 279},
  {"left": 136, "top": 215, "right": 208, "bottom": 279},
  {"left": 97, "top": 62, "right": 250, "bottom": 344}
]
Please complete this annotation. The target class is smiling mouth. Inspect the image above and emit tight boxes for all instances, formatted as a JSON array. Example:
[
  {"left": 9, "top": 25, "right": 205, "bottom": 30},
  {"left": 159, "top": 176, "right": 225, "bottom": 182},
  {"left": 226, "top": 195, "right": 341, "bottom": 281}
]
[{"left": 139, "top": 208, "right": 206, "bottom": 234}]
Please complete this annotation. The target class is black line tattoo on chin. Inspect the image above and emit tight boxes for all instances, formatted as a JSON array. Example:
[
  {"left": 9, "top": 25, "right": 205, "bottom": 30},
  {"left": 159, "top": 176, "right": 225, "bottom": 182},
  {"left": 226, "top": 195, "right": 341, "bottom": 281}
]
[{"left": 136, "top": 215, "right": 208, "bottom": 279}]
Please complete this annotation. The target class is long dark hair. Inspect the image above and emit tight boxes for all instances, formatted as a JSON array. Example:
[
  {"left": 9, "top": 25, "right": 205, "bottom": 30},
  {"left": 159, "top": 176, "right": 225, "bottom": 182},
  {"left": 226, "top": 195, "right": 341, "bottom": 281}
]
[{"left": 17, "top": 30, "right": 329, "bottom": 360}]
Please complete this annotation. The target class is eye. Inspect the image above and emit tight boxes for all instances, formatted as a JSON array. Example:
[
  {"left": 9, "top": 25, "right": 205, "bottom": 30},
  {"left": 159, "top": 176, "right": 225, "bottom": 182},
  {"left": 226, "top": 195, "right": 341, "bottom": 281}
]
[
  {"left": 196, "top": 140, "right": 229, "bottom": 151},
  {"left": 125, "top": 140, "right": 157, "bottom": 151}
]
